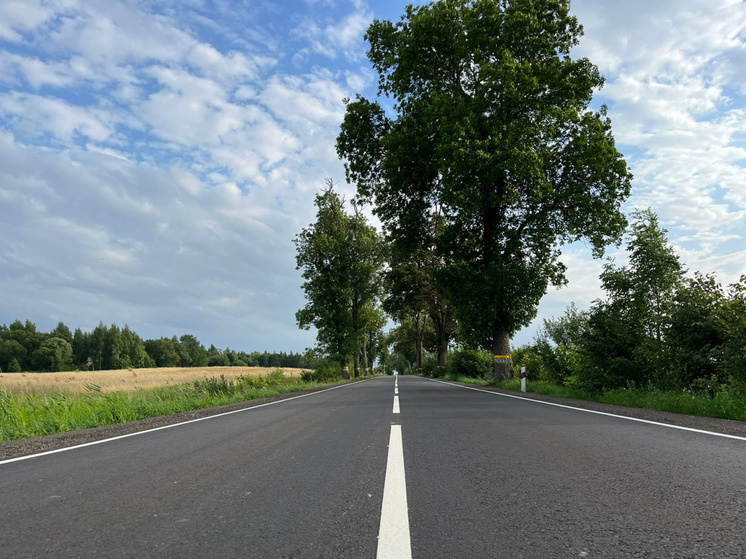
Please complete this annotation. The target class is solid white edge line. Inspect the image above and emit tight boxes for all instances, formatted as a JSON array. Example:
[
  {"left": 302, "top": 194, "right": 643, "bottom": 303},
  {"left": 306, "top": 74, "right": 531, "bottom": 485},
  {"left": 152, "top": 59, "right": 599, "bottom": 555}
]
[
  {"left": 376, "top": 425, "right": 412, "bottom": 559},
  {"left": 0, "top": 381, "right": 364, "bottom": 466},
  {"left": 393, "top": 395, "right": 400, "bottom": 414},
  {"left": 427, "top": 378, "right": 746, "bottom": 441}
]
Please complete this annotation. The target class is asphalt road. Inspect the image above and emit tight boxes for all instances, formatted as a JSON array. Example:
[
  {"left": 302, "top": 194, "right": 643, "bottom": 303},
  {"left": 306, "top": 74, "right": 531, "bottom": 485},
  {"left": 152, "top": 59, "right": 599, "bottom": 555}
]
[{"left": 2, "top": 376, "right": 745, "bottom": 558}]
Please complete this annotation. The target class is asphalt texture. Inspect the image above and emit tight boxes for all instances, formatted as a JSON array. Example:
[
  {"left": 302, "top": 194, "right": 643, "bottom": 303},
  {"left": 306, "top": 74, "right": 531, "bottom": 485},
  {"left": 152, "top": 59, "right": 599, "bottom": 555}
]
[{"left": 2, "top": 376, "right": 745, "bottom": 558}]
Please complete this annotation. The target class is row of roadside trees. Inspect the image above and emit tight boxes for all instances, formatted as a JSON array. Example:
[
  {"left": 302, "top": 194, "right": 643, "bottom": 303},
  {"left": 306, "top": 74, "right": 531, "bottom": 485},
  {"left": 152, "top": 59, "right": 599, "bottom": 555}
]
[
  {"left": 0, "top": 320, "right": 313, "bottom": 373},
  {"left": 295, "top": 0, "right": 632, "bottom": 381}
]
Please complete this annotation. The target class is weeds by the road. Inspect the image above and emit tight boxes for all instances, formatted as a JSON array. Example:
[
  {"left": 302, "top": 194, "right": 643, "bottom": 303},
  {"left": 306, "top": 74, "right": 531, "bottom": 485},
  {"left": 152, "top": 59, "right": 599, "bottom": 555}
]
[
  {"left": 441, "top": 374, "right": 491, "bottom": 386},
  {"left": 473, "top": 378, "right": 746, "bottom": 422},
  {"left": 0, "top": 370, "right": 344, "bottom": 442}
]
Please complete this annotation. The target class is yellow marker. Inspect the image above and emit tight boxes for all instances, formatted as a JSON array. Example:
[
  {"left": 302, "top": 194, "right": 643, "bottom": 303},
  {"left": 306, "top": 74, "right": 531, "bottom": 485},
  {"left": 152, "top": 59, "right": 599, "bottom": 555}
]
[{"left": 493, "top": 355, "right": 510, "bottom": 359}]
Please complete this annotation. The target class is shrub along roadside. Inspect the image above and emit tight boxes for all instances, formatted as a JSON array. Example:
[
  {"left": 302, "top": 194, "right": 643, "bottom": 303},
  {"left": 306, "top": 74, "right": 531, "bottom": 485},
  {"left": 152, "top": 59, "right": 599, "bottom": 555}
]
[{"left": 0, "top": 371, "right": 348, "bottom": 442}]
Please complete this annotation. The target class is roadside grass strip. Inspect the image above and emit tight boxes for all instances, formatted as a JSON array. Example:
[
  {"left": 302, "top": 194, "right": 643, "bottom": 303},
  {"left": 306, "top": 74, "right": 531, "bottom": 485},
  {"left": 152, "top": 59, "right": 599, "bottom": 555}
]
[
  {"left": 377, "top": 425, "right": 412, "bottom": 559},
  {"left": 0, "top": 382, "right": 360, "bottom": 465},
  {"left": 428, "top": 379, "right": 746, "bottom": 441}
]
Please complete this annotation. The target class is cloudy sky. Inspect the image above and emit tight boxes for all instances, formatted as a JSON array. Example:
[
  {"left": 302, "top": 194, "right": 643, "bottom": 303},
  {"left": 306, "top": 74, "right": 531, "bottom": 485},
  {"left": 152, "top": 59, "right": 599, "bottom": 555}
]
[{"left": 1, "top": 0, "right": 745, "bottom": 353}]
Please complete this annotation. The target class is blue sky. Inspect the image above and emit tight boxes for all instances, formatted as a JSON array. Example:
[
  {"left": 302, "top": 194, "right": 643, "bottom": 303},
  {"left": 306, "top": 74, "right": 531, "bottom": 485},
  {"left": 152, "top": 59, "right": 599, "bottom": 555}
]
[{"left": 1, "top": 0, "right": 745, "bottom": 353}]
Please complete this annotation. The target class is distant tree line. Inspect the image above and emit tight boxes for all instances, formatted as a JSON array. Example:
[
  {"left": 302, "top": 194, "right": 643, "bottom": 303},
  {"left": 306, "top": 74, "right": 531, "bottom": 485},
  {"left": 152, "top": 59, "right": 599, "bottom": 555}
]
[{"left": 0, "top": 321, "right": 315, "bottom": 373}]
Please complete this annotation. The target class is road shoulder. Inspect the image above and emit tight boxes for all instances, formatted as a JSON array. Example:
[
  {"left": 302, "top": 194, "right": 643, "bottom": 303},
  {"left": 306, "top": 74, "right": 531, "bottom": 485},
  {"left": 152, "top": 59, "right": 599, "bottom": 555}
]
[
  {"left": 0, "top": 382, "right": 360, "bottom": 460},
  {"left": 434, "top": 379, "right": 746, "bottom": 438}
]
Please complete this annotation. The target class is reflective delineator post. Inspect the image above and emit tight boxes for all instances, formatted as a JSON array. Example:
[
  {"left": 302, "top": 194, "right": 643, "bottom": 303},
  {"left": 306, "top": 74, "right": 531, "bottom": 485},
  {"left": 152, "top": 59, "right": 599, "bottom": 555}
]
[{"left": 520, "top": 366, "right": 527, "bottom": 392}]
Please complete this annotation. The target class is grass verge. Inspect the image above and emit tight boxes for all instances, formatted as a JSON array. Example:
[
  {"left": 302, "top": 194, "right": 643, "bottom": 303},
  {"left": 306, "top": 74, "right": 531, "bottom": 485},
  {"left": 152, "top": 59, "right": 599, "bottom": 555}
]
[
  {"left": 441, "top": 377, "right": 746, "bottom": 422},
  {"left": 0, "top": 370, "right": 349, "bottom": 442}
]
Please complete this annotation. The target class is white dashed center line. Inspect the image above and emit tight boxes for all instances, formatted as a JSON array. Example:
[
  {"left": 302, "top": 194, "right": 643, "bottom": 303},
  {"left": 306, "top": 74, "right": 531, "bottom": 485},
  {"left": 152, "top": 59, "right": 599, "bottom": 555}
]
[{"left": 377, "top": 425, "right": 412, "bottom": 559}]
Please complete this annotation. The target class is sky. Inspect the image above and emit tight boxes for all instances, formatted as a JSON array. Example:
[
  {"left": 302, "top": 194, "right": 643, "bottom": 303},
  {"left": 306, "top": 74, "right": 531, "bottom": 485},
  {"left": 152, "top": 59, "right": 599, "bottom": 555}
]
[{"left": 1, "top": 0, "right": 745, "bottom": 354}]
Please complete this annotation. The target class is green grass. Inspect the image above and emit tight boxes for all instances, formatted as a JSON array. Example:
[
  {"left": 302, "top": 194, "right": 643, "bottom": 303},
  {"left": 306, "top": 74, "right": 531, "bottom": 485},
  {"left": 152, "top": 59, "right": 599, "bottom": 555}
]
[
  {"left": 0, "top": 371, "right": 347, "bottom": 442},
  {"left": 441, "top": 373, "right": 491, "bottom": 386},
  {"left": 446, "top": 377, "right": 746, "bottom": 422}
]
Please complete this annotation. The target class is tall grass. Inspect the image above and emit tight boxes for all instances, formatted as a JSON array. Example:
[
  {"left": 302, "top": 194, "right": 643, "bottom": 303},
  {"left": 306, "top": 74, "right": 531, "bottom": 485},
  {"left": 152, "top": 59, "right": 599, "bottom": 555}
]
[
  {"left": 450, "top": 378, "right": 746, "bottom": 422},
  {"left": 0, "top": 371, "right": 342, "bottom": 442}
]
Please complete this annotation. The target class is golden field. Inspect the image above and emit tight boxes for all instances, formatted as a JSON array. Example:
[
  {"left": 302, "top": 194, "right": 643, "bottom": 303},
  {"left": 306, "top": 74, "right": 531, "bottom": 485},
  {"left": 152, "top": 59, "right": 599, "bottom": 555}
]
[{"left": 0, "top": 366, "right": 306, "bottom": 395}]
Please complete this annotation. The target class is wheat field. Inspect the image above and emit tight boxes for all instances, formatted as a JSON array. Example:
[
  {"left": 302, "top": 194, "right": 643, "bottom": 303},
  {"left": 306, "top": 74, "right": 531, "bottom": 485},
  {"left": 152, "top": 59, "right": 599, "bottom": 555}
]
[{"left": 0, "top": 366, "right": 306, "bottom": 395}]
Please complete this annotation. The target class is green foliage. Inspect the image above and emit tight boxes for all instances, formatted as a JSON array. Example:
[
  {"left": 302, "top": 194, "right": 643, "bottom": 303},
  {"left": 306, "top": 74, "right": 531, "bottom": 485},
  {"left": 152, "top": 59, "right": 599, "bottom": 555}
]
[
  {"left": 7, "top": 357, "right": 22, "bottom": 373},
  {"left": 579, "top": 209, "right": 684, "bottom": 390},
  {"left": 31, "top": 337, "right": 74, "bottom": 372},
  {"left": 718, "top": 277, "right": 746, "bottom": 382},
  {"left": 300, "top": 359, "right": 344, "bottom": 383},
  {"left": 0, "top": 319, "right": 316, "bottom": 373},
  {"left": 193, "top": 375, "right": 237, "bottom": 397},
  {"left": 512, "top": 208, "right": 746, "bottom": 397},
  {"left": 294, "top": 181, "right": 385, "bottom": 377},
  {"left": 1, "top": 320, "right": 44, "bottom": 371},
  {"left": 388, "top": 314, "right": 434, "bottom": 373},
  {"left": 0, "top": 339, "right": 27, "bottom": 372},
  {"left": 0, "top": 371, "right": 348, "bottom": 442},
  {"left": 516, "top": 304, "right": 590, "bottom": 384},
  {"left": 420, "top": 355, "right": 441, "bottom": 378},
  {"left": 511, "top": 345, "right": 546, "bottom": 381},
  {"left": 668, "top": 273, "right": 725, "bottom": 384},
  {"left": 447, "top": 348, "right": 493, "bottom": 379},
  {"left": 338, "top": 0, "right": 632, "bottom": 382},
  {"left": 480, "top": 378, "right": 746, "bottom": 422}
]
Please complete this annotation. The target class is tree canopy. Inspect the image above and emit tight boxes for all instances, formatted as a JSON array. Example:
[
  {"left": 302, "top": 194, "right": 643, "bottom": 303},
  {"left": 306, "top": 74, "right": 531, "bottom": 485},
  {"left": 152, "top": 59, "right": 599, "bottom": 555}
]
[
  {"left": 294, "top": 182, "right": 385, "bottom": 378},
  {"left": 337, "top": 0, "right": 632, "bottom": 380}
]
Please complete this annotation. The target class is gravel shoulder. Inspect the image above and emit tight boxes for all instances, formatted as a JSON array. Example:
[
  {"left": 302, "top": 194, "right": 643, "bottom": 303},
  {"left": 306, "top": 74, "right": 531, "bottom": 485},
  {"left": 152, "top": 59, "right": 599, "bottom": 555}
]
[{"left": 3, "top": 379, "right": 745, "bottom": 460}]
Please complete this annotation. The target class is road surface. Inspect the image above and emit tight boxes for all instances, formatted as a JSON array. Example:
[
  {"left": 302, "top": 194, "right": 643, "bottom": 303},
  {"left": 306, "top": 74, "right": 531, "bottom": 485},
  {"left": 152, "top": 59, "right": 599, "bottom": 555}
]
[{"left": 2, "top": 376, "right": 745, "bottom": 558}]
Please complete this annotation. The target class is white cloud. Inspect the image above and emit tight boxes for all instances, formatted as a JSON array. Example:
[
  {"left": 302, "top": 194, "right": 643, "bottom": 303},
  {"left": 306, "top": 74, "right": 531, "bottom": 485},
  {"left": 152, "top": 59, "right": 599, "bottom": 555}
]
[
  {"left": 0, "top": 92, "right": 117, "bottom": 142},
  {"left": 0, "top": 130, "right": 316, "bottom": 349},
  {"left": 0, "top": 0, "right": 73, "bottom": 42},
  {"left": 2, "top": 0, "right": 742, "bottom": 354},
  {"left": 292, "top": 4, "right": 372, "bottom": 61}
]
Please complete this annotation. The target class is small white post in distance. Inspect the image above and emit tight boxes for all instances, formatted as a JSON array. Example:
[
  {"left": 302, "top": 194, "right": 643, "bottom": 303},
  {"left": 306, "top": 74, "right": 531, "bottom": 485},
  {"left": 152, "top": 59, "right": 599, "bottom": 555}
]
[{"left": 520, "top": 366, "right": 527, "bottom": 392}]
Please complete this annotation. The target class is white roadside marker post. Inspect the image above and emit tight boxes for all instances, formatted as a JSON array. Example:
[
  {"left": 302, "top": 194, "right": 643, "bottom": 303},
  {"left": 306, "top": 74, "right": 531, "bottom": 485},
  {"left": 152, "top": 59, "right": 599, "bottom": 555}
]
[{"left": 520, "top": 366, "right": 527, "bottom": 392}]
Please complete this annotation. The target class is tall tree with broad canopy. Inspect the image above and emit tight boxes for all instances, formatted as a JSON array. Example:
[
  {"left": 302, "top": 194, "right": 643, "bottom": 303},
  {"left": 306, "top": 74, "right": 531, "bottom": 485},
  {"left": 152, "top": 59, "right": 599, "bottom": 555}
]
[
  {"left": 337, "top": 0, "right": 632, "bottom": 381},
  {"left": 295, "top": 182, "right": 384, "bottom": 378}
]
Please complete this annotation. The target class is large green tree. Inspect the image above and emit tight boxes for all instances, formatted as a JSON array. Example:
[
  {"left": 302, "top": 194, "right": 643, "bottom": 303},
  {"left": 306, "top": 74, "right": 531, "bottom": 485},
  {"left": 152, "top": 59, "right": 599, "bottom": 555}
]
[
  {"left": 337, "top": 0, "right": 632, "bottom": 381},
  {"left": 295, "top": 182, "right": 384, "bottom": 378},
  {"left": 581, "top": 209, "right": 684, "bottom": 389},
  {"left": 31, "top": 337, "right": 74, "bottom": 372}
]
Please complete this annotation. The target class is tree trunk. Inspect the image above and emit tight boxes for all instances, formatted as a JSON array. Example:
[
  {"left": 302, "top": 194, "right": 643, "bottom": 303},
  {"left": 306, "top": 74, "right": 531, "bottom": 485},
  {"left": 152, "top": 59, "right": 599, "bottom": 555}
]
[
  {"left": 415, "top": 335, "right": 423, "bottom": 373},
  {"left": 415, "top": 313, "right": 425, "bottom": 374},
  {"left": 362, "top": 341, "right": 369, "bottom": 376},
  {"left": 353, "top": 351, "right": 361, "bottom": 378},
  {"left": 432, "top": 311, "right": 449, "bottom": 369},
  {"left": 491, "top": 326, "right": 512, "bottom": 383},
  {"left": 341, "top": 359, "right": 350, "bottom": 380}
]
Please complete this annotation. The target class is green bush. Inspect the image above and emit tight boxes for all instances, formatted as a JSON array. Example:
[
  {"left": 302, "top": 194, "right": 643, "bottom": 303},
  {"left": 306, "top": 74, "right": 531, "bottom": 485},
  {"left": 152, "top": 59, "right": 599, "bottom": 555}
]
[
  {"left": 448, "top": 348, "right": 492, "bottom": 379},
  {"left": 193, "top": 375, "right": 236, "bottom": 396},
  {"left": 511, "top": 345, "right": 546, "bottom": 381},
  {"left": 265, "top": 369, "right": 287, "bottom": 386},
  {"left": 300, "top": 360, "right": 342, "bottom": 383},
  {"left": 420, "top": 355, "right": 442, "bottom": 378}
]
